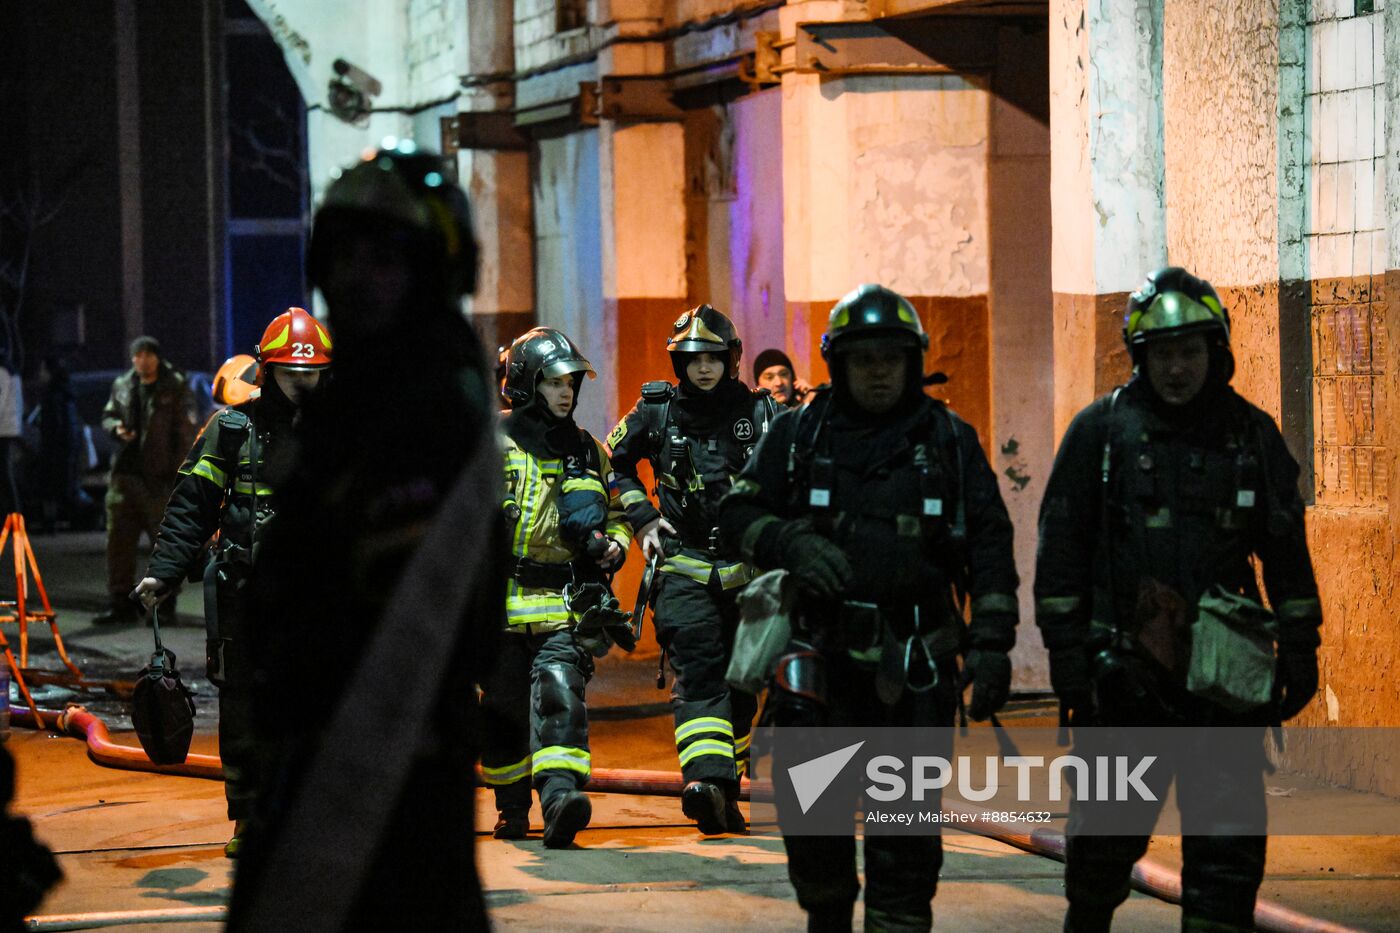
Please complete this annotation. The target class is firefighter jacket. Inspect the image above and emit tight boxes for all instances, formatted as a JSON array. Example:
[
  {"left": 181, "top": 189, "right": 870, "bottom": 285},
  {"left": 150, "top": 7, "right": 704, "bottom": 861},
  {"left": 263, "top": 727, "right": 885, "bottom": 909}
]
[
  {"left": 503, "top": 427, "right": 631, "bottom": 632},
  {"left": 146, "top": 396, "right": 292, "bottom": 586},
  {"left": 719, "top": 389, "right": 1019, "bottom": 657},
  {"left": 608, "top": 378, "right": 776, "bottom": 590},
  {"left": 1034, "top": 377, "right": 1322, "bottom": 656},
  {"left": 101, "top": 362, "right": 199, "bottom": 482}
]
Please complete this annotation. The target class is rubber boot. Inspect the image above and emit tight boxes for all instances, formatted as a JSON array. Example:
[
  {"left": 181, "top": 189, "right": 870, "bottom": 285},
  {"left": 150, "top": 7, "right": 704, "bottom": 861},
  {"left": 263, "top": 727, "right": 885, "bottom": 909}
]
[
  {"left": 541, "top": 785, "right": 591, "bottom": 849},
  {"left": 681, "top": 780, "right": 727, "bottom": 835},
  {"left": 493, "top": 810, "right": 529, "bottom": 840},
  {"left": 224, "top": 820, "right": 247, "bottom": 858}
]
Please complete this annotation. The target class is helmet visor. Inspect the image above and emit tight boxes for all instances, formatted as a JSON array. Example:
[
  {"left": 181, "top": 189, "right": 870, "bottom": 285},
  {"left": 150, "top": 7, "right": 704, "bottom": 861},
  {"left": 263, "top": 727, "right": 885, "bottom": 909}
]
[{"left": 539, "top": 359, "right": 596, "bottom": 381}]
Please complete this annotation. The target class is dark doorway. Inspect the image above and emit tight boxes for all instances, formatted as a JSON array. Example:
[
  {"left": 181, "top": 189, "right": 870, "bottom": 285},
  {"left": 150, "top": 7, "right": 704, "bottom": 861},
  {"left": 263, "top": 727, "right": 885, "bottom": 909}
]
[{"left": 224, "top": 0, "right": 309, "bottom": 359}]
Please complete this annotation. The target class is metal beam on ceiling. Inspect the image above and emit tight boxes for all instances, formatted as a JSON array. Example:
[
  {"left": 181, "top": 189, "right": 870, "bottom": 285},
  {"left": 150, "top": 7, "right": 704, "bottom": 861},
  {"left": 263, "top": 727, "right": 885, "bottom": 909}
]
[{"left": 794, "top": 19, "right": 1000, "bottom": 76}]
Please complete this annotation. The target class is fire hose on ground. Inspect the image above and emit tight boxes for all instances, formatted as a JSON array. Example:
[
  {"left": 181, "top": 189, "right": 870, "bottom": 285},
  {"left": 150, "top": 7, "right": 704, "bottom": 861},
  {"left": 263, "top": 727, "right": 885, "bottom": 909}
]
[{"left": 10, "top": 706, "right": 1362, "bottom": 933}]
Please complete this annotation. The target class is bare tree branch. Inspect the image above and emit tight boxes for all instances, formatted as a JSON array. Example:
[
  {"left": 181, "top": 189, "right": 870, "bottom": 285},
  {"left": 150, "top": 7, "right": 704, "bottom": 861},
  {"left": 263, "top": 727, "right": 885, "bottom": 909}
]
[{"left": 230, "top": 95, "right": 304, "bottom": 194}]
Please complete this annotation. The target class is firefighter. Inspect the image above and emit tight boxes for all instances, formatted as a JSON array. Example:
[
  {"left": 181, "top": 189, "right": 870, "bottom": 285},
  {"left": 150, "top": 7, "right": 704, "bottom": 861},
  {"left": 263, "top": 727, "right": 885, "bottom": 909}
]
[
  {"left": 211, "top": 354, "right": 260, "bottom": 407},
  {"left": 135, "top": 307, "right": 330, "bottom": 858},
  {"left": 1036, "top": 267, "right": 1322, "bottom": 932},
  {"left": 607, "top": 304, "right": 778, "bottom": 835},
  {"left": 227, "top": 143, "right": 499, "bottom": 932},
  {"left": 479, "top": 327, "right": 632, "bottom": 847},
  {"left": 718, "top": 283, "right": 1019, "bottom": 932}
]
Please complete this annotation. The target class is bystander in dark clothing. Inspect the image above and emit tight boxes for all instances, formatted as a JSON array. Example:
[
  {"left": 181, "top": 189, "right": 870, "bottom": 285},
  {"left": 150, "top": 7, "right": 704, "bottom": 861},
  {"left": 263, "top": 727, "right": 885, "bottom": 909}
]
[
  {"left": 93, "top": 337, "right": 198, "bottom": 625},
  {"left": 31, "top": 357, "right": 86, "bottom": 534},
  {"left": 0, "top": 364, "right": 24, "bottom": 516}
]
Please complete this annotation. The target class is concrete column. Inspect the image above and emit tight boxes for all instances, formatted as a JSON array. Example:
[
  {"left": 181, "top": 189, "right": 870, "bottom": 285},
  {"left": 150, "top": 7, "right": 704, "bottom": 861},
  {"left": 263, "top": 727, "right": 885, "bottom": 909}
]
[
  {"left": 779, "top": 4, "right": 995, "bottom": 445},
  {"left": 460, "top": 0, "right": 533, "bottom": 353},
  {"left": 1163, "top": 0, "right": 1289, "bottom": 420},
  {"left": 1049, "top": 0, "right": 1166, "bottom": 439},
  {"left": 584, "top": 32, "right": 688, "bottom": 433},
  {"left": 989, "top": 25, "right": 1053, "bottom": 689},
  {"left": 599, "top": 120, "right": 688, "bottom": 433}
]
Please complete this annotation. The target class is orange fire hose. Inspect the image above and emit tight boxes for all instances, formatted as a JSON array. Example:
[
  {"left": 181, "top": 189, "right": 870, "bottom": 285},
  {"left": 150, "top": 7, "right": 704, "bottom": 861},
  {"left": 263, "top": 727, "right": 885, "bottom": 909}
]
[
  {"left": 12, "top": 706, "right": 222, "bottom": 780},
  {"left": 10, "top": 707, "right": 1362, "bottom": 933}
]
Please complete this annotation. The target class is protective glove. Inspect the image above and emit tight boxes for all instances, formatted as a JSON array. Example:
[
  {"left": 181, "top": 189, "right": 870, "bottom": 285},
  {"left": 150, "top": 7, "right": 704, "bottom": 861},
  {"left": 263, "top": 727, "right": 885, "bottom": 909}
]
[
  {"left": 770, "top": 521, "right": 852, "bottom": 600},
  {"left": 1052, "top": 644, "right": 1092, "bottom": 728},
  {"left": 963, "top": 649, "right": 1011, "bottom": 721},
  {"left": 1048, "top": 646, "right": 1094, "bottom": 720},
  {"left": 131, "top": 577, "right": 173, "bottom": 610},
  {"left": 1276, "top": 647, "right": 1318, "bottom": 721}
]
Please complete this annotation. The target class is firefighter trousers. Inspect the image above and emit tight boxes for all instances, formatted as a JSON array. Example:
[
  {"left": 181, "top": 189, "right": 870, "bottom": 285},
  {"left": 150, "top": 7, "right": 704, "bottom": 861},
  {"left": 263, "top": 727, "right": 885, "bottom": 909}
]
[
  {"left": 479, "top": 628, "right": 594, "bottom": 812},
  {"left": 1063, "top": 725, "right": 1268, "bottom": 932},
  {"left": 775, "top": 653, "right": 959, "bottom": 933},
  {"left": 653, "top": 570, "right": 757, "bottom": 790}
]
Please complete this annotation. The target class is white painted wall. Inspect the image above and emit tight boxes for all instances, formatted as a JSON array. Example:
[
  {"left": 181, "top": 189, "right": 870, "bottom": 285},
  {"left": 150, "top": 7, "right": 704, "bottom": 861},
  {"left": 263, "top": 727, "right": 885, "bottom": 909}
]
[
  {"left": 717, "top": 89, "right": 787, "bottom": 366},
  {"left": 247, "top": 0, "right": 466, "bottom": 202},
  {"left": 535, "top": 130, "right": 611, "bottom": 438},
  {"left": 783, "top": 73, "right": 991, "bottom": 302},
  {"left": 1049, "top": 0, "right": 1167, "bottom": 297},
  {"left": 1309, "top": 5, "right": 1387, "bottom": 280}
]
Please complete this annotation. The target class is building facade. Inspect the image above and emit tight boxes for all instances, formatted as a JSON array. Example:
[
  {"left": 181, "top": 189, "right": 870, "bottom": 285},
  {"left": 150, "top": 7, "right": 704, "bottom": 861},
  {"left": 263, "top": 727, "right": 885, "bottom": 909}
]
[{"left": 250, "top": 0, "right": 1399, "bottom": 789}]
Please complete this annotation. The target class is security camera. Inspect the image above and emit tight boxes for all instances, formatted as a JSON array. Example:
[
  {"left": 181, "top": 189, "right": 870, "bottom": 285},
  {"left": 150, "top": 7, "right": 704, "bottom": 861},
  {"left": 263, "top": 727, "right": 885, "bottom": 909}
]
[
  {"left": 327, "top": 59, "right": 381, "bottom": 127},
  {"left": 332, "top": 58, "right": 382, "bottom": 97}
]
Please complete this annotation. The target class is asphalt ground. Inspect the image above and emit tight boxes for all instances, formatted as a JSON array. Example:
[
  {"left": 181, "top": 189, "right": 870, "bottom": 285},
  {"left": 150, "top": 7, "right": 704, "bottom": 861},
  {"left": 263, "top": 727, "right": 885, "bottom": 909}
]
[{"left": 3, "top": 531, "right": 1397, "bottom": 930}]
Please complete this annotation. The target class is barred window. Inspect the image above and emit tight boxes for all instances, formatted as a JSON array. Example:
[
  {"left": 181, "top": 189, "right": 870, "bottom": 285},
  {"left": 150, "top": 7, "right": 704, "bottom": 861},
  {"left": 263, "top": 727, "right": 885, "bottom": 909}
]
[
  {"left": 1313, "top": 292, "right": 1388, "bottom": 507},
  {"left": 557, "top": 0, "right": 587, "bottom": 32}
]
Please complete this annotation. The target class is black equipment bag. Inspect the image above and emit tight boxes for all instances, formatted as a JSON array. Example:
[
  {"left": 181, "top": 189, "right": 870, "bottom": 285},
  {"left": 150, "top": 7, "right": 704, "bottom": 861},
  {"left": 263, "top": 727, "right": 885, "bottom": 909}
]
[{"left": 131, "top": 604, "right": 196, "bottom": 764}]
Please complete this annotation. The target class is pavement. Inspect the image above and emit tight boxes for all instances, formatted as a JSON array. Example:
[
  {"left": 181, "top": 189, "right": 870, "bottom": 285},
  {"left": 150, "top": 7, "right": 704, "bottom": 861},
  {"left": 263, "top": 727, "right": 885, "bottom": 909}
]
[{"left": 3, "top": 530, "right": 1398, "bottom": 931}]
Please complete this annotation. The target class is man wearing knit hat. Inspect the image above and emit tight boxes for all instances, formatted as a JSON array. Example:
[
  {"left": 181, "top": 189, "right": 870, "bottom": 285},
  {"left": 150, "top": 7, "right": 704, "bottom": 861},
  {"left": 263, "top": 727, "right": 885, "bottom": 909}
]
[
  {"left": 751, "top": 348, "right": 811, "bottom": 409},
  {"left": 94, "top": 336, "right": 199, "bottom": 624}
]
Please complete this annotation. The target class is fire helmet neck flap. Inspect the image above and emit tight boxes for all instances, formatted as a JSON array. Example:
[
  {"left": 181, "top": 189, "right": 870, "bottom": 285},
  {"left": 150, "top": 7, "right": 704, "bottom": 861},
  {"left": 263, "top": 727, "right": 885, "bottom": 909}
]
[{"left": 503, "top": 327, "right": 596, "bottom": 413}]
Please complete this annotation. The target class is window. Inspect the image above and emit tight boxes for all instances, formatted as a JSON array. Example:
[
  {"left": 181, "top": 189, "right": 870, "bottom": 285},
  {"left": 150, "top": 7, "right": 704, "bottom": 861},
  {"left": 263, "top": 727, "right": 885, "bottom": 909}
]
[{"left": 557, "top": 0, "right": 587, "bottom": 32}]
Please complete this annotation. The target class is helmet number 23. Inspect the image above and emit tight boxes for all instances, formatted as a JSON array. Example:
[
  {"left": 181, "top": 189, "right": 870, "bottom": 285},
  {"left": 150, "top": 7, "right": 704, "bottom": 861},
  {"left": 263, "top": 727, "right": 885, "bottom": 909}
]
[{"left": 292, "top": 342, "right": 318, "bottom": 359}]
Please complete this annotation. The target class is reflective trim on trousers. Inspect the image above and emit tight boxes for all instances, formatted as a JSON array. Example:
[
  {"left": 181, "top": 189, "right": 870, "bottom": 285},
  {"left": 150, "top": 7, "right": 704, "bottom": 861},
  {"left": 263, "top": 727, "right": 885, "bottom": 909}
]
[
  {"left": 678, "top": 739, "right": 735, "bottom": 768},
  {"left": 481, "top": 754, "right": 532, "bottom": 786},
  {"left": 674, "top": 716, "right": 733, "bottom": 745},
  {"left": 532, "top": 745, "right": 591, "bottom": 778}
]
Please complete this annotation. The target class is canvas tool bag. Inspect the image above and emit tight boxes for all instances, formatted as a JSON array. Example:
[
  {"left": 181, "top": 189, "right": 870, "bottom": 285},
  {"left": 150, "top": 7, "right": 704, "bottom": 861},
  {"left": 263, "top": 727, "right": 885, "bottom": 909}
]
[
  {"left": 131, "top": 603, "right": 196, "bottom": 764},
  {"left": 726, "top": 569, "right": 794, "bottom": 694},
  {"left": 1186, "top": 584, "right": 1278, "bottom": 713}
]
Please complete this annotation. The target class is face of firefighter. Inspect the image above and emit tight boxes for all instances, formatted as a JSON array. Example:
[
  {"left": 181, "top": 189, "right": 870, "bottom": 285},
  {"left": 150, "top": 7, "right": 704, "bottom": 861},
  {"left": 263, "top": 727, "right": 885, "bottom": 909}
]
[
  {"left": 758, "top": 364, "right": 795, "bottom": 404},
  {"left": 272, "top": 366, "right": 323, "bottom": 405},
  {"left": 132, "top": 349, "right": 160, "bottom": 383},
  {"left": 318, "top": 233, "right": 415, "bottom": 341},
  {"left": 1144, "top": 332, "right": 1210, "bottom": 406},
  {"left": 537, "top": 374, "right": 575, "bottom": 418},
  {"left": 686, "top": 352, "right": 725, "bottom": 391},
  {"left": 845, "top": 346, "right": 909, "bottom": 415}
]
